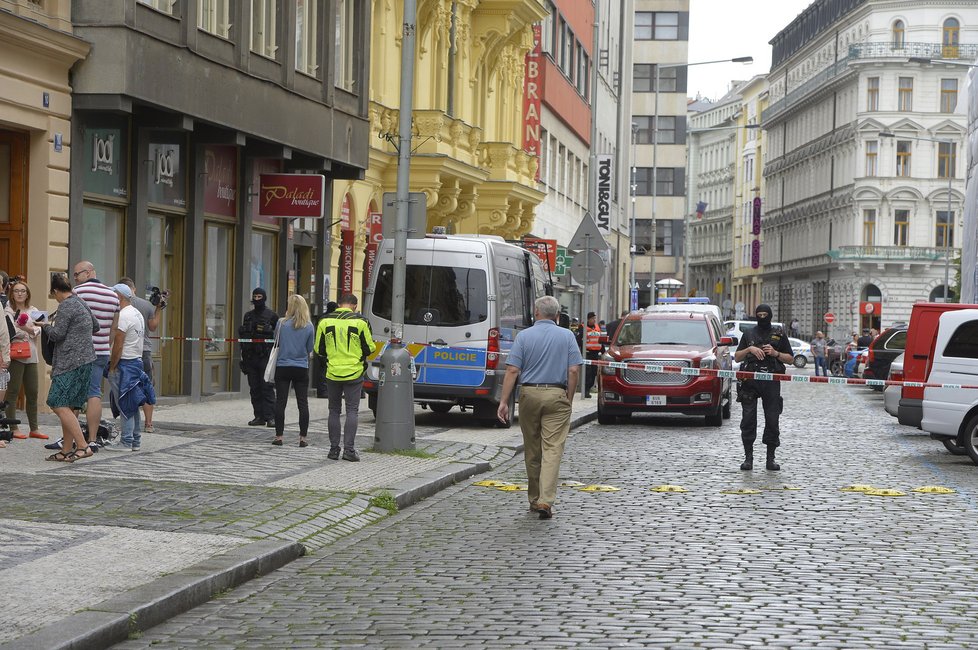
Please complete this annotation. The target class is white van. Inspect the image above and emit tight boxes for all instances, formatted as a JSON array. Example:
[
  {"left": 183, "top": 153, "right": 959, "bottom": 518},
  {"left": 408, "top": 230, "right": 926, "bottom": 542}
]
[
  {"left": 362, "top": 233, "right": 552, "bottom": 426},
  {"left": 920, "top": 309, "right": 978, "bottom": 462}
]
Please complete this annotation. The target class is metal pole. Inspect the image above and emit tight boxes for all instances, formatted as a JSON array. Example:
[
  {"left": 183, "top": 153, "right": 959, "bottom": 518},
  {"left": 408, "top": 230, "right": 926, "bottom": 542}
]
[
  {"left": 945, "top": 143, "right": 952, "bottom": 301},
  {"left": 628, "top": 123, "right": 637, "bottom": 309},
  {"left": 374, "top": 0, "right": 417, "bottom": 451},
  {"left": 650, "top": 64, "right": 659, "bottom": 305},
  {"left": 588, "top": 5, "right": 600, "bottom": 318},
  {"left": 683, "top": 127, "right": 692, "bottom": 293}
]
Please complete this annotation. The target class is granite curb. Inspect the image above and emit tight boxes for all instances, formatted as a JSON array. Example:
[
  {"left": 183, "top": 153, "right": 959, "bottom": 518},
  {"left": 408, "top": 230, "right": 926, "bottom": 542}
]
[{"left": 1, "top": 539, "right": 303, "bottom": 650}]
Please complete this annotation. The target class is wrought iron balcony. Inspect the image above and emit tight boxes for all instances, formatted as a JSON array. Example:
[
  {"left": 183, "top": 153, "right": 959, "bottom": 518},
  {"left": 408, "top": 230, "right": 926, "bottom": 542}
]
[
  {"left": 827, "top": 246, "right": 951, "bottom": 262},
  {"left": 848, "top": 41, "right": 978, "bottom": 61}
]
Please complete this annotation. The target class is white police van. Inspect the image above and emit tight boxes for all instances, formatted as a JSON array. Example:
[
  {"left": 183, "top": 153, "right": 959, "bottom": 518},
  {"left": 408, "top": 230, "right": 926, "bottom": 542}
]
[{"left": 362, "top": 233, "right": 552, "bottom": 426}]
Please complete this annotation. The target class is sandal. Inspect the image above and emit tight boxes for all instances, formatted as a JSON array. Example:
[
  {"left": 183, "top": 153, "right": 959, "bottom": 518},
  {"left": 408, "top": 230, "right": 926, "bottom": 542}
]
[
  {"left": 70, "top": 447, "right": 94, "bottom": 460},
  {"left": 46, "top": 451, "right": 74, "bottom": 462}
]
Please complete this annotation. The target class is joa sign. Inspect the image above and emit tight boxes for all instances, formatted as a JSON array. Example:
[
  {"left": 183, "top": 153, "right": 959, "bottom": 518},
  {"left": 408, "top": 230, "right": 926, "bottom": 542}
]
[{"left": 258, "top": 173, "right": 326, "bottom": 218}]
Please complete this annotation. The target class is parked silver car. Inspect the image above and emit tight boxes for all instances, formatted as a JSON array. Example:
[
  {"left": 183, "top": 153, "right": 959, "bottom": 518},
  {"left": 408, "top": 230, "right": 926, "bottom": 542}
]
[{"left": 884, "top": 352, "right": 904, "bottom": 418}]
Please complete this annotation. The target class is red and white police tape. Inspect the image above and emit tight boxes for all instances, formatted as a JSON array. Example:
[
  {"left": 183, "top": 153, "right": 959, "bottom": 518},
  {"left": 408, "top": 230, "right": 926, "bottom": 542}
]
[
  {"left": 147, "top": 336, "right": 978, "bottom": 391},
  {"left": 582, "top": 357, "right": 978, "bottom": 391}
]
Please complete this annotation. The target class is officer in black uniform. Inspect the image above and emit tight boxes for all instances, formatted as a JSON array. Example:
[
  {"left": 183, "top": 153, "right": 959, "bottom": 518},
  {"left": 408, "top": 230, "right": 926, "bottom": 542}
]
[
  {"left": 240, "top": 287, "right": 279, "bottom": 426},
  {"left": 733, "top": 304, "right": 794, "bottom": 471}
]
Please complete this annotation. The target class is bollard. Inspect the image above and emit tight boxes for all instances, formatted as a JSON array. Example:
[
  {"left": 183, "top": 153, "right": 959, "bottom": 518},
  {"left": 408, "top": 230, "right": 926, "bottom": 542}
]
[{"left": 374, "top": 342, "right": 415, "bottom": 451}]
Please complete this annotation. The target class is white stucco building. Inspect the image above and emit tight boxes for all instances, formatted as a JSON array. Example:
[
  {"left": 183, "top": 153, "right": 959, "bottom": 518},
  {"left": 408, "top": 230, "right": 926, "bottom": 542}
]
[{"left": 762, "top": 0, "right": 977, "bottom": 339}]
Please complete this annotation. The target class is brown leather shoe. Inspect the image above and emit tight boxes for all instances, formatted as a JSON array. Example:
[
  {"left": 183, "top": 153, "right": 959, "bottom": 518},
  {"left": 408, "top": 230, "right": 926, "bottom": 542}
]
[{"left": 536, "top": 503, "right": 553, "bottom": 519}]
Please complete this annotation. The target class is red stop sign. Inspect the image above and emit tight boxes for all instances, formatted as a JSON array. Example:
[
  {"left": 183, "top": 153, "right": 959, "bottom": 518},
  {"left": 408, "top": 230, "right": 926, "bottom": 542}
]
[{"left": 824, "top": 312, "right": 835, "bottom": 324}]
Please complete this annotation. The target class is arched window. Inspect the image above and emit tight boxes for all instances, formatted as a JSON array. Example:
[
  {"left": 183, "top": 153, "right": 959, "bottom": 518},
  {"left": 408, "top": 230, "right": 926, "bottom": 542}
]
[
  {"left": 943, "top": 18, "right": 960, "bottom": 57},
  {"left": 892, "top": 20, "right": 905, "bottom": 48}
]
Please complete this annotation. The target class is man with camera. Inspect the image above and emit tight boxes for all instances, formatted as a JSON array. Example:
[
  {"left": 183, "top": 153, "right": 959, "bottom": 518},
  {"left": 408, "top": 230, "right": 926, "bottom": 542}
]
[
  {"left": 120, "top": 278, "right": 164, "bottom": 433},
  {"left": 733, "top": 304, "right": 793, "bottom": 471},
  {"left": 240, "top": 287, "right": 278, "bottom": 426}
]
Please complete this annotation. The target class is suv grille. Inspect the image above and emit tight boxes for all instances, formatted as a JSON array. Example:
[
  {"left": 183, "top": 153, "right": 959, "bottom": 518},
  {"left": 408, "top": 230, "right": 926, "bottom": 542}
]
[{"left": 623, "top": 359, "right": 692, "bottom": 386}]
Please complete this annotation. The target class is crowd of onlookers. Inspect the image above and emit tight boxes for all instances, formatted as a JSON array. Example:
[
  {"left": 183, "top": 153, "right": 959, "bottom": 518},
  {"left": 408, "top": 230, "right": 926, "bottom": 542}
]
[{"left": 0, "top": 263, "right": 158, "bottom": 460}]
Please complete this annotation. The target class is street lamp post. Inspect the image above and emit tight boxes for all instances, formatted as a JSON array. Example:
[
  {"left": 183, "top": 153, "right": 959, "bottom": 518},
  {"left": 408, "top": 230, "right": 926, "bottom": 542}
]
[
  {"left": 880, "top": 130, "right": 956, "bottom": 301},
  {"left": 628, "top": 122, "right": 638, "bottom": 310},
  {"left": 649, "top": 57, "right": 751, "bottom": 304}
]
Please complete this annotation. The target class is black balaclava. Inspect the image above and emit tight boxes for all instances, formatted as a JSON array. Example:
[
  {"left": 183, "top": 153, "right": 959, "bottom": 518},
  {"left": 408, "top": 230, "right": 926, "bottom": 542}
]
[
  {"left": 252, "top": 287, "right": 267, "bottom": 311},
  {"left": 755, "top": 304, "right": 773, "bottom": 330}
]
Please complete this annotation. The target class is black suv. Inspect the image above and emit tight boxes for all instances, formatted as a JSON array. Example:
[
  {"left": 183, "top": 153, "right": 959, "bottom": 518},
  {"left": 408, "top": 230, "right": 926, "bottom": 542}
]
[{"left": 863, "top": 326, "right": 908, "bottom": 389}]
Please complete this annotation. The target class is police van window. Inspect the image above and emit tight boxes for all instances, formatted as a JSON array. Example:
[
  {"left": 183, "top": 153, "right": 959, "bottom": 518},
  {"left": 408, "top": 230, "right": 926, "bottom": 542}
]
[
  {"left": 942, "top": 320, "right": 978, "bottom": 359},
  {"left": 497, "top": 271, "right": 531, "bottom": 332},
  {"left": 372, "top": 264, "right": 488, "bottom": 326}
]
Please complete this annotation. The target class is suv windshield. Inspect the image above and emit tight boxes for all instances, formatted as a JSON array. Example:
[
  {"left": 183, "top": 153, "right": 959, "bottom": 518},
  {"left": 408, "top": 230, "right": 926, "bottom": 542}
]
[
  {"left": 616, "top": 319, "right": 711, "bottom": 347},
  {"left": 372, "top": 264, "right": 488, "bottom": 326}
]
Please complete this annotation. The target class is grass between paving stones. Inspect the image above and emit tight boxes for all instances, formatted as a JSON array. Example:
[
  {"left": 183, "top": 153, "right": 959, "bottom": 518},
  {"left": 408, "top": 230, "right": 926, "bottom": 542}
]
[{"left": 368, "top": 491, "right": 398, "bottom": 513}]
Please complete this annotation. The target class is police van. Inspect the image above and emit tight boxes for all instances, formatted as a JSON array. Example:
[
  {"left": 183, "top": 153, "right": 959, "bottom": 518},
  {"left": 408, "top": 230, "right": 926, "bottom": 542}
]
[{"left": 362, "top": 233, "right": 553, "bottom": 426}]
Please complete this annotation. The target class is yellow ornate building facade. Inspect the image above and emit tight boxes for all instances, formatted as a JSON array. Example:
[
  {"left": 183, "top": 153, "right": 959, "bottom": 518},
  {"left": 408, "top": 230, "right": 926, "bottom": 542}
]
[{"left": 332, "top": 0, "right": 547, "bottom": 293}]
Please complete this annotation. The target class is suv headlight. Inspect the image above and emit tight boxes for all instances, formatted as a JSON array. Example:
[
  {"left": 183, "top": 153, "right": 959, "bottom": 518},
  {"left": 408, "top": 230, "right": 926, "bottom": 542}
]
[
  {"left": 601, "top": 354, "right": 617, "bottom": 375},
  {"left": 700, "top": 357, "right": 716, "bottom": 369}
]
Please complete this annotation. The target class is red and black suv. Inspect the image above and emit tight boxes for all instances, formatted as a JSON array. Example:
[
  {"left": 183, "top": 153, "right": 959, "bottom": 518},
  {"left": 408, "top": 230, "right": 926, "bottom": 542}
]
[{"left": 597, "top": 310, "right": 734, "bottom": 426}]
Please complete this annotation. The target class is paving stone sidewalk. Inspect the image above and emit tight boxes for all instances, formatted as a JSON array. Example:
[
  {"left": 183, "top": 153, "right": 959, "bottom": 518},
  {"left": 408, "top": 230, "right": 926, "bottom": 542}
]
[{"left": 0, "top": 394, "right": 596, "bottom": 649}]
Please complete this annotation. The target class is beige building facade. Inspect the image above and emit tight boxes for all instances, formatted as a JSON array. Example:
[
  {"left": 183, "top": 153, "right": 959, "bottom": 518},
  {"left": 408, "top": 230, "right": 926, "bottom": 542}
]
[
  {"left": 0, "top": 0, "right": 88, "bottom": 290},
  {"left": 331, "top": 0, "right": 548, "bottom": 297}
]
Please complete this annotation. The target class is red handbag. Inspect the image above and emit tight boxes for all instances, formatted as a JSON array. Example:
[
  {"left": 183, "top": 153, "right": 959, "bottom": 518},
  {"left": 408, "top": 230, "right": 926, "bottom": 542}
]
[{"left": 10, "top": 340, "right": 30, "bottom": 360}]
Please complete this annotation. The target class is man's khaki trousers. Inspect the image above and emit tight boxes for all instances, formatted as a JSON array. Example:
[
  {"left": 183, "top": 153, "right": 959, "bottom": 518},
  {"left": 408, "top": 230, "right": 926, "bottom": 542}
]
[{"left": 518, "top": 386, "right": 572, "bottom": 507}]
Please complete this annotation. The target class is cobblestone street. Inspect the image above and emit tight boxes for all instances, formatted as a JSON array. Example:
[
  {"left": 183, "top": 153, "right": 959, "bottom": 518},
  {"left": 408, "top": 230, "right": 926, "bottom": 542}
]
[{"left": 116, "top": 382, "right": 978, "bottom": 648}]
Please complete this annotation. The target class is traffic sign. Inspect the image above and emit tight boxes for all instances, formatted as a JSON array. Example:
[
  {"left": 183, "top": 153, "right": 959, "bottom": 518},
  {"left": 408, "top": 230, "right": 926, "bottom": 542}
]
[
  {"left": 569, "top": 250, "right": 604, "bottom": 285},
  {"left": 554, "top": 246, "right": 570, "bottom": 276},
  {"left": 568, "top": 213, "right": 608, "bottom": 251},
  {"left": 824, "top": 312, "right": 835, "bottom": 324}
]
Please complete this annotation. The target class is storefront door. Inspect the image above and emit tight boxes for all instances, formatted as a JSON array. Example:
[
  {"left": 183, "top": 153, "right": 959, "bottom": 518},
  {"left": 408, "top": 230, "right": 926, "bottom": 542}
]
[
  {"left": 0, "top": 130, "right": 27, "bottom": 277},
  {"left": 146, "top": 213, "right": 184, "bottom": 394}
]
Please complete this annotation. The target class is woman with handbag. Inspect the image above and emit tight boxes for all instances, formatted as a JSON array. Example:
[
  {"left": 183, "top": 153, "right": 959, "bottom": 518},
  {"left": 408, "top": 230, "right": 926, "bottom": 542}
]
[
  {"left": 27, "top": 272, "right": 98, "bottom": 462},
  {"left": 270, "top": 294, "right": 314, "bottom": 447},
  {"left": 5, "top": 279, "right": 45, "bottom": 440}
]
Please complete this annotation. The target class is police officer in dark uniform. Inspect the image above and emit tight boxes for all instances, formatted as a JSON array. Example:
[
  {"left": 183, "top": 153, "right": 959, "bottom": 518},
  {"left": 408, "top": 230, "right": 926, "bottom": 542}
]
[
  {"left": 240, "top": 287, "right": 279, "bottom": 426},
  {"left": 733, "top": 304, "right": 793, "bottom": 471}
]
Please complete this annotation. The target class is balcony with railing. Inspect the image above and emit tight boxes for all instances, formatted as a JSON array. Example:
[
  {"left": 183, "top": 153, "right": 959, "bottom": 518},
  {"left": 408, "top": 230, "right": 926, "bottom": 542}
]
[
  {"left": 827, "top": 246, "right": 950, "bottom": 262},
  {"left": 848, "top": 41, "right": 978, "bottom": 61},
  {"left": 762, "top": 57, "right": 854, "bottom": 124}
]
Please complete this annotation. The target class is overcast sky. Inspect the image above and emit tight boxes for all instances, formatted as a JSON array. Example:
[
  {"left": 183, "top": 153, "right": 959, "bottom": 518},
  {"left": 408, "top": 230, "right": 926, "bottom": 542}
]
[{"left": 687, "top": 0, "right": 817, "bottom": 102}]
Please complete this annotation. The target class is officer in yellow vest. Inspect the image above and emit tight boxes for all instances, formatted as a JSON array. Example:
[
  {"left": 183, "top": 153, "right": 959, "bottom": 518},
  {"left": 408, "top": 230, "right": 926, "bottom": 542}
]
[{"left": 314, "top": 293, "right": 376, "bottom": 462}]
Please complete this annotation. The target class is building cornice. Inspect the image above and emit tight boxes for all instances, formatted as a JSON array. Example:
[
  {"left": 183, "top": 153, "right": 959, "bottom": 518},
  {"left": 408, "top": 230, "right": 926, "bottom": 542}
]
[{"left": 0, "top": 13, "right": 90, "bottom": 65}]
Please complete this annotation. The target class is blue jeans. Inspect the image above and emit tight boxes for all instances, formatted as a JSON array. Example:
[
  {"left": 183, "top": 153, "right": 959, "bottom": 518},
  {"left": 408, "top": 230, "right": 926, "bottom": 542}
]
[
  {"left": 121, "top": 405, "right": 141, "bottom": 449},
  {"left": 814, "top": 355, "right": 827, "bottom": 376}
]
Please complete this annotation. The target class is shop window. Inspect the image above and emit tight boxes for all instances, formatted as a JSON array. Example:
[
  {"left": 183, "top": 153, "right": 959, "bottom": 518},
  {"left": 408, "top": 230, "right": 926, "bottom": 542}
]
[
  {"left": 250, "top": 230, "right": 276, "bottom": 302},
  {"left": 335, "top": 0, "right": 359, "bottom": 91},
  {"left": 198, "top": 0, "right": 231, "bottom": 38},
  {"left": 295, "top": 0, "right": 319, "bottom": 75},
  {"left": 204, "top": 223, "right": 232, "bottom": 355},
  {"left": 250, "top": 0, "right": 278, "bottom": 58},
  {"left": 81, "top": 203, "right": 124, "bottom": 283},
  {"left": 894, "top": 209, "right": 909, "bottom": 246}
]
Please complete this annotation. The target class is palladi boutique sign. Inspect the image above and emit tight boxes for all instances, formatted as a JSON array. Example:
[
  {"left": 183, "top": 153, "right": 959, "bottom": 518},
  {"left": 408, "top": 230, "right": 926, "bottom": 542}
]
[{"left": 258, "top": 173, "right": 326, "bottom": 218}]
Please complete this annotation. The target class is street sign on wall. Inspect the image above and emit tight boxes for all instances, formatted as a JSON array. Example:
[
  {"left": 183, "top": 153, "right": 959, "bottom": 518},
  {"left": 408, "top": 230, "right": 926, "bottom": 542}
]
[
  {"left": 523, "top": 238, "right": 557, "bottom": 271},
  {"left": 554, "top": 246, "right": 570, "bottom": 276},
  {"left": 258, "top": 173, "right": 326, "bottom": 218},
  {"left": 752, "top": 198, "right": 762, "bottom": 235},
  {"left": 751, "top": 239, "right": 761, "bottom": 269}
]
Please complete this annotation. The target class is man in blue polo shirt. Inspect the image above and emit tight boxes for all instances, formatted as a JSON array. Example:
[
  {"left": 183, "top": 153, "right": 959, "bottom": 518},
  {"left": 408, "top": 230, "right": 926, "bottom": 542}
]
[{"left": 497, "top": 295, "right": 583, "bottom": 520}]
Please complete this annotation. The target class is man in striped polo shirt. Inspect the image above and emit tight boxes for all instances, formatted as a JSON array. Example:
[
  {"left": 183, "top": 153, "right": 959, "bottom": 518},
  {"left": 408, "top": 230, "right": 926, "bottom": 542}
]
[{"left": 73, "top": 261, "right": 120, "bottom": 449}]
